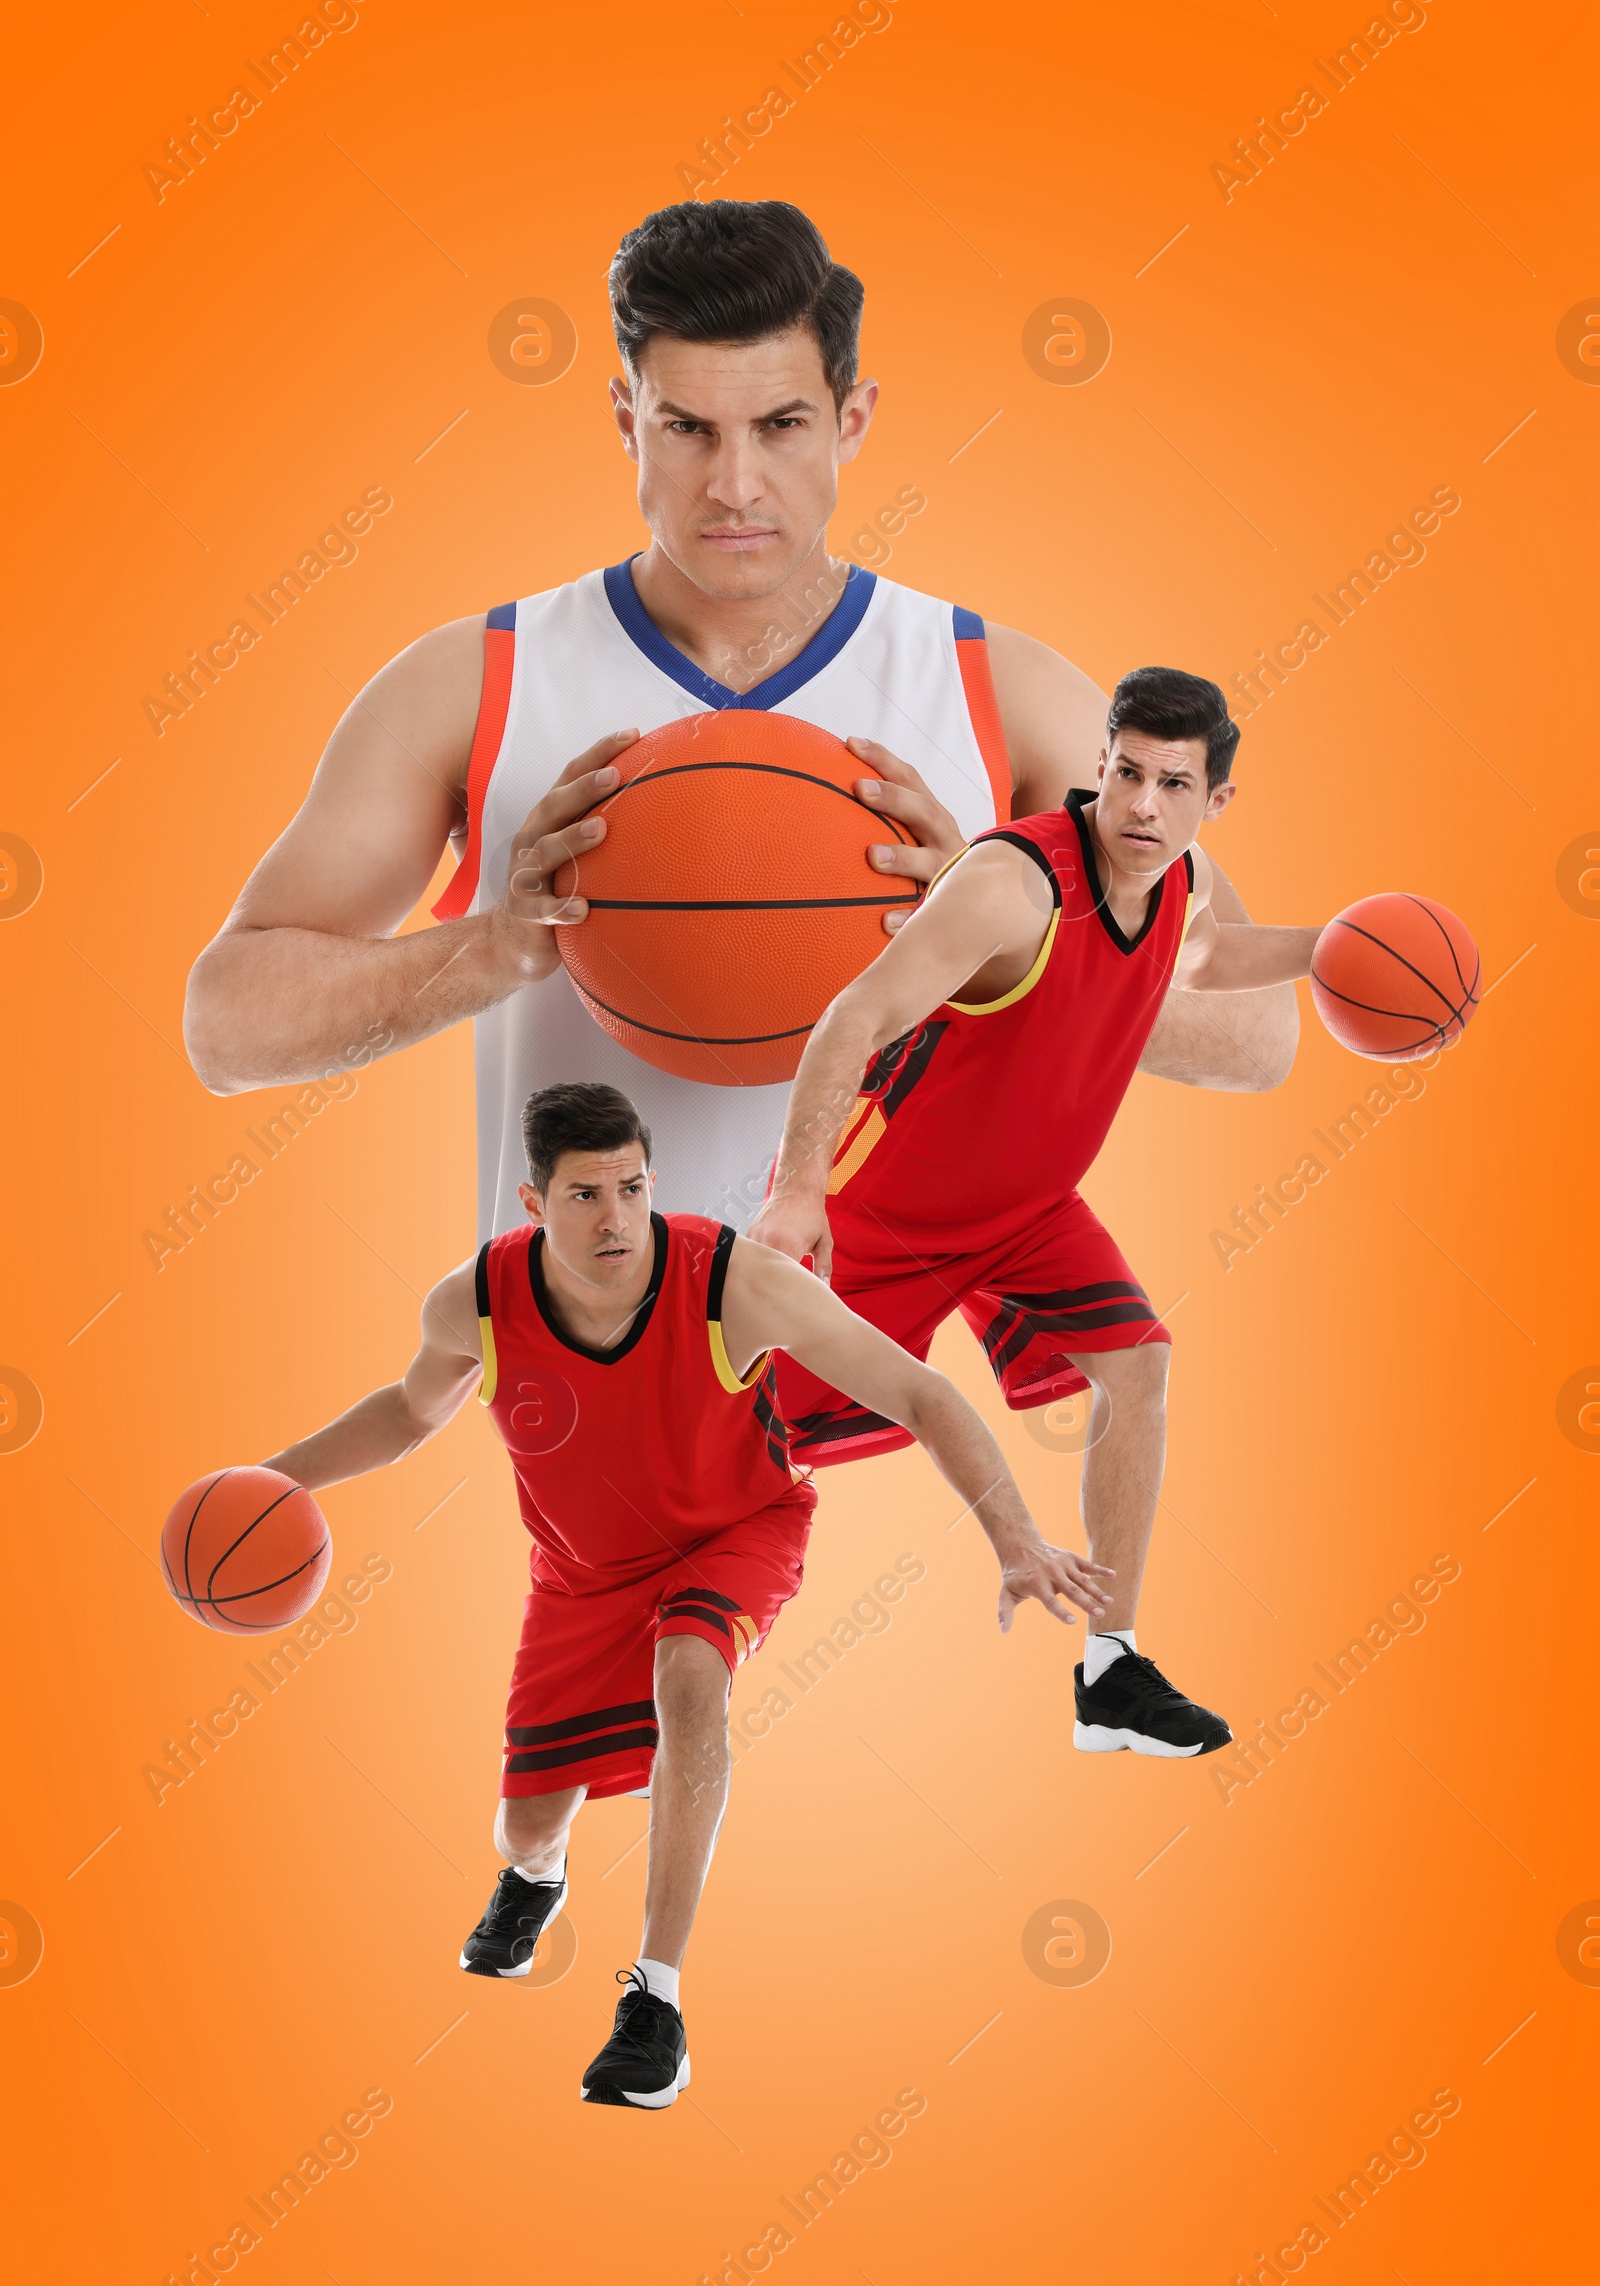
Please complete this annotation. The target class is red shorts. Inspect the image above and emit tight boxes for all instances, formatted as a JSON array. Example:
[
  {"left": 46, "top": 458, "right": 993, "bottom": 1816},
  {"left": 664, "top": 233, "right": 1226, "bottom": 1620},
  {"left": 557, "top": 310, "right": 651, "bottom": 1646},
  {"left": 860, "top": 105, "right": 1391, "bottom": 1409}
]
[
  {"left": 776, "top": 1192, "right": 1169, "bottom": 1466},
  {"left": 500, "top": 1490, "right": 813, "bottom": 1799}
]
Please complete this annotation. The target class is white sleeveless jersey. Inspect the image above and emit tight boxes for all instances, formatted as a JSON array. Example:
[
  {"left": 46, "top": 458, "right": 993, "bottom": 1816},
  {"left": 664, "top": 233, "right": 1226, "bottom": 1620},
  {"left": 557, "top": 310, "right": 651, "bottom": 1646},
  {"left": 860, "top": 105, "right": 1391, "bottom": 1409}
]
[{"left": 434, "top": 560, "right": 1011, "bottom": 1240}]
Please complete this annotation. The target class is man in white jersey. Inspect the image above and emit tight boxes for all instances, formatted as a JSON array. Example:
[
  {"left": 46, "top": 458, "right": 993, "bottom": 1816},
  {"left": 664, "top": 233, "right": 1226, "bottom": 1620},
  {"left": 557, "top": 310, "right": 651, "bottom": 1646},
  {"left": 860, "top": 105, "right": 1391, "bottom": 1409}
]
[{"left": 184, "top": 200, "right": 1296, "bottom": 1236}]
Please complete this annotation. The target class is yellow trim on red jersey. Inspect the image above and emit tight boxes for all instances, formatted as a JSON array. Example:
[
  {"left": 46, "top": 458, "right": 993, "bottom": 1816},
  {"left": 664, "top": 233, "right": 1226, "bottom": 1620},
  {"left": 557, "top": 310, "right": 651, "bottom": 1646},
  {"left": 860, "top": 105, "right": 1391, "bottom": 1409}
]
[
  {"left": 827, "top": 1103, "right": 887, "bottom": 1194},
  {"left": 709, "top": 1317, "right": 770, "bottom": 1395},
  {"left": 947, "top": 905, "right": 1061, "bottom": 1016}
]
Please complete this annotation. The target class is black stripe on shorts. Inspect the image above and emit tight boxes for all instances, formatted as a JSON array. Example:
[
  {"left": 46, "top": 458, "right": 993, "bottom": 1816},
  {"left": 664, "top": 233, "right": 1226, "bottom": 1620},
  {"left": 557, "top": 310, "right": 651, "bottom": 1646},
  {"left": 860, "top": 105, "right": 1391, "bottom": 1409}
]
[
  {"left": 506, "top": 1725, "right": 659, "bottom": 1776},
  {"left": 506, "top": 1698, "right": 657, "bottom": 1749}
]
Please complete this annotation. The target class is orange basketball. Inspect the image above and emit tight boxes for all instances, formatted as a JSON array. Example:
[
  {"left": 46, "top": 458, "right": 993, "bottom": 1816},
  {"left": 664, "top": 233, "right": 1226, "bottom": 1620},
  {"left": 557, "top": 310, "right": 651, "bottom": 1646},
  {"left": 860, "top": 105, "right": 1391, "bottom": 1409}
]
[
  {"left": 1310, "top": 892, "right": 1480, "bottom": 1062},
  {"left": 550, "top": 712, "right": 918, "bottom": 1085},
  {"left": 160, "top": 1466, "right": 331, "bottom": 1634}
]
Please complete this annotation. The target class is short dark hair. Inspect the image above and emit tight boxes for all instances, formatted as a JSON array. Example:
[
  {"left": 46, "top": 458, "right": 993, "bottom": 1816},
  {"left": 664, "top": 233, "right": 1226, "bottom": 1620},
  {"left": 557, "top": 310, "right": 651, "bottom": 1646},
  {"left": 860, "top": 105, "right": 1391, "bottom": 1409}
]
[
  {"left": 1106, "top": 665, "right": 1241, "bottom": 792},
  {"left": 521, "top": 1083, "right": 652, "bottom": 1194},
  {"left": 609, "top": 200, "right": 865, "bottom": 413}
]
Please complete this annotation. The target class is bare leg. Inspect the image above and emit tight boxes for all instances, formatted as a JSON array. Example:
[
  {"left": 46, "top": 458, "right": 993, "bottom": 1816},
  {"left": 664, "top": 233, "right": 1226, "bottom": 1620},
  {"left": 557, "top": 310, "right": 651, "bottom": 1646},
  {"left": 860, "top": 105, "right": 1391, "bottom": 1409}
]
[
  {"left": 1066, "top": 1342, "right": 1169, "bottom": 1634},
  {"left": 496, "top": 1787, "right": 584, "bottom": 1879},
  {"left": 638, "top": 1634, "right": 732, "bottom": 1971}
]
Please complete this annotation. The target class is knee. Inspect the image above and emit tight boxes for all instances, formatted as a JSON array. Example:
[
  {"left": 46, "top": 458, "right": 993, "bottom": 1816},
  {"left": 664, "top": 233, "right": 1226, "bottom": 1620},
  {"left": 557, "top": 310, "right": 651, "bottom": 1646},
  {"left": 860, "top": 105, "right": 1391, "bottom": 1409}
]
[
  {"left": 496, "top": 1789, "right": 576, "bottom": 1859},
  {"left": 655, "top": 1635, "right": 731, "bottom": 1741},
  {"left": 1083, "top": 1343, "right": 1169, "bottom": 1408}
]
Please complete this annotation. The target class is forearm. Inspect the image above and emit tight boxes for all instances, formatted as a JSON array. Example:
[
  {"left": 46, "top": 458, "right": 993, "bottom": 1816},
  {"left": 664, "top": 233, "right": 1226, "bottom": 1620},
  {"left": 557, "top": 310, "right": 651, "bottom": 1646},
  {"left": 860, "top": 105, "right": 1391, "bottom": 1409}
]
[
  {"left": 902, "top": 1375, "right": 1038, "bottom": 1553},
  {"left": 262, "top": 1384, "right": 431, "bottom": 1492},
  {"left": 184, "top": 909, "right": 535, "bottom": 1094},
  {"left": 767, "top": 996, "right": 882, "bottom": 1205},
  {"left": 1184, "top": 923, "right": 1319, "bottom": 993},
  {"left": 1139, "top": 860, "right": 1299, "bottom": 1091}
]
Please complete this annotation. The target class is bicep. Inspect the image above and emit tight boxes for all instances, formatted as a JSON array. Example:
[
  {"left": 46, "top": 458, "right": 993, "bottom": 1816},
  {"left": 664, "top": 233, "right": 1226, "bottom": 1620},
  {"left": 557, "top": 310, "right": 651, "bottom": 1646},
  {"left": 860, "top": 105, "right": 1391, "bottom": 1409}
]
[
  {"left": 843, "top": 845, "right": 1047, "bottom": 1042},
  {"left": 403, "top": 1264, "right": 484, "bottom": 1426},
  {"left": 224, "top": 615, "right": 485, "bottom": 940},
  {"left": 728, "top": 1245, "right": 935, "bottom": 1423},
  {"left": 987, "top": 624, "right": 1109, "bottom": 816}
]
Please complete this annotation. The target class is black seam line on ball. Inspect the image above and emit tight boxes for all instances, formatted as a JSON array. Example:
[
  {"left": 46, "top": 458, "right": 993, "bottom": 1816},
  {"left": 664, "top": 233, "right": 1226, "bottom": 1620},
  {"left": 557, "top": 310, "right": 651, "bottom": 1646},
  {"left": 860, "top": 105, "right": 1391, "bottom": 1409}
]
[
  {"left": 598, "top": 758, "right": 914, "bottom": 840},
  {"left": 1321, "top": 919, "right": 1465, "bottom": 1018},
  {"left": 187, "top": 1537, "right": 331, "bottom": 1609},
  {"left": 580, "top": 894, "right": 918, "bottom": 911},
  {"left": 204, "top": 1482, "right": 307, "bottom": 1606},
  {"left": 574, "top": 984, "right": 817, "bottom": 1046},
  {"left": 1308, "top": 968, "right": 1457, "bottom": 1029}
]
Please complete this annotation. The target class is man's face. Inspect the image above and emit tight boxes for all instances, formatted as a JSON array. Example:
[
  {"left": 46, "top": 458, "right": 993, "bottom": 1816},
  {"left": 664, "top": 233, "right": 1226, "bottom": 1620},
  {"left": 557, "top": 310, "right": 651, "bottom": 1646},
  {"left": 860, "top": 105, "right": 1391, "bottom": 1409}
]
[
  {"left": 1094, "top": 730, "right": 1235, "bottom": 876},
  {"left": 610, "top": 328, "right": 877, "bottom": 601},
  {"left": 518, "top": 1146, "right": 655, "bottom": 1291}
]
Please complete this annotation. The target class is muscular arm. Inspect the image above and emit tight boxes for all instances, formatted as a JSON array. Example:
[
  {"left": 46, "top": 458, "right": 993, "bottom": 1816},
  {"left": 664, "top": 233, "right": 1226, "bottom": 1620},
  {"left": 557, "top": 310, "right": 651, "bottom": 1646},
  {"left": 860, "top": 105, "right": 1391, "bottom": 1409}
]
[
  {"left": 988, "top": 623, "right": 1299, "bottom": 1088},
  {"left": 748, "top": 842, "right": 1049, "bottom": 1272},
  {"left": 1173, "top": 849, "right": 1319, "bottom": 993},
  {"left": 720, "top": 1240, "right": 1111, "bottom": 1630},
  {"left": 261, "top": 1263, "right": 483, "bottom": 1490},
  {"left": 183, "top": 616, "right": 634, "bottom": 1094}
]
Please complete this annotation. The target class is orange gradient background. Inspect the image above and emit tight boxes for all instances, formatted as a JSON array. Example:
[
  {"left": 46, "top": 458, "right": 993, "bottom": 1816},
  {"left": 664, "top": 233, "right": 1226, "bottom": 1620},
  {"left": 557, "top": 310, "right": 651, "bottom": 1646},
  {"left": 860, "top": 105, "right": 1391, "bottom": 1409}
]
[{"left": 3, "top": 3, "right": 1596, "bottom": 2281}]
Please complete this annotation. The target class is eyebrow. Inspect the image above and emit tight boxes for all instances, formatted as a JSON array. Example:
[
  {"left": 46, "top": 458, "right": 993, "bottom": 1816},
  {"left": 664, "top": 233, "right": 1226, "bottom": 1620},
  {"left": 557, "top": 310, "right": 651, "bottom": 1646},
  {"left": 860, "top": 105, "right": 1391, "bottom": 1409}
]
[{"left": 653, "top": 396, "right": 819, "bottom": 422}]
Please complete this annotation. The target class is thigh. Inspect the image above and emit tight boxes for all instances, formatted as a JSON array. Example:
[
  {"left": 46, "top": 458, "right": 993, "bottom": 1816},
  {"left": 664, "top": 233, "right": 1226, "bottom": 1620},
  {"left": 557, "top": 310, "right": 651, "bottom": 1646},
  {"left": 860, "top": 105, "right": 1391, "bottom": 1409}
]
[
  {"left": 960, "top": 1194, "right": 1170, "bottom": 1413},
  {"left": 655, "top": 1490, "right": 816, "bottom": 1674},
  {"left": 501, "top": 1575, "right": 662, "bottom": 1803}
]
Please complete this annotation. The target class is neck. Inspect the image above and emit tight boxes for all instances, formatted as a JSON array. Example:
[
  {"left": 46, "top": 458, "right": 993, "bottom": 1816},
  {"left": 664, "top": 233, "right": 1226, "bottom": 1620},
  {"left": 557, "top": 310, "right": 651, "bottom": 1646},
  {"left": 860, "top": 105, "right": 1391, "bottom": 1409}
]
[
  {"left": 539, "top": 1223, "right": 656, "bottom": 1348},
  {"left": 1086, "top": 805, "right": 1162, "bottom": 928},
  {"left": 629, "top": 537, "right": 851, "bottom": 695}
]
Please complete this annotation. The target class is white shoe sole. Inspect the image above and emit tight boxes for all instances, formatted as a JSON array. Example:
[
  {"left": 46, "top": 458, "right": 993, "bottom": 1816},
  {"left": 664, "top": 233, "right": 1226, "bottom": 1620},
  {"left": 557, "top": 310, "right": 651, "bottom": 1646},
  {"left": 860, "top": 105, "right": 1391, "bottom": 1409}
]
[
  {"left": 1074, "top": 1721, "right": 1209, "bottom": 1759},
  {"left": 582, "top": 2053, "right": 691, "bottom": 2109},
  {"left": 458, "top": 1876, "right": 568, "bottom": 1975}
]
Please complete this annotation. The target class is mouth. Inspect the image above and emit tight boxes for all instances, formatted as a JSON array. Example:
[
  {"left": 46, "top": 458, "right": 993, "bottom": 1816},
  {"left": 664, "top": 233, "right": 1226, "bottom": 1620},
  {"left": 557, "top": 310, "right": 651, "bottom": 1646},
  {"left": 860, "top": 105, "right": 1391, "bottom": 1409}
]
[{"left": 700, "top": 527, "right": 779, "bottom": 551}]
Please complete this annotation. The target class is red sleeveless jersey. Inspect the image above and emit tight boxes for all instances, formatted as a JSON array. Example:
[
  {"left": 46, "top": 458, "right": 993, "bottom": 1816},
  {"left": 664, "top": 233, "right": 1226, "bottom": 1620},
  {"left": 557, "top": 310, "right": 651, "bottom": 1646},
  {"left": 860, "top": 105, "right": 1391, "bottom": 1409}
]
[
  {"left": 826, "top": 792, "right": 1195, "bottom": 1254},
  {"left": 475, "top": 1212, "right": 809, "bottom": 1592}
]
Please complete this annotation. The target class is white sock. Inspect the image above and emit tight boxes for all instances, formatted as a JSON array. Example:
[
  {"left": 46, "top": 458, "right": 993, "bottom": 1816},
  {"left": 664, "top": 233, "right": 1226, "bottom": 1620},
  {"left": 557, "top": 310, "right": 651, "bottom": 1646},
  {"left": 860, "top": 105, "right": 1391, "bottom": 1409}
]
[
  {"left": 636, "top": 1957, "right": 680, "bottom": 2008},
  {"left": 514, "top": 1857, "right": 564, "bottom": 1888},
  {"left": 1084, "top": 1630, "right": 1137, "bottom": 1687}
]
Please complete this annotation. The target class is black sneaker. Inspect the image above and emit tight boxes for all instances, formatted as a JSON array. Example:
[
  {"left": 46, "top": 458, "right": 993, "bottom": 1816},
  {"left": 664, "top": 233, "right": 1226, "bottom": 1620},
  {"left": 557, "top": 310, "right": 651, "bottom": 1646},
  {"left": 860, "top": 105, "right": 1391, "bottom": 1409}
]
[
  {"left": 459, "top": 1862, "right": 568, "bottom": 1978},
  {"left": 1074, "top": 1651, "right": 1231, "bottom": 1757},
  {"left": 580, "top": 1969, "right": 690, "bottom": 2109}
]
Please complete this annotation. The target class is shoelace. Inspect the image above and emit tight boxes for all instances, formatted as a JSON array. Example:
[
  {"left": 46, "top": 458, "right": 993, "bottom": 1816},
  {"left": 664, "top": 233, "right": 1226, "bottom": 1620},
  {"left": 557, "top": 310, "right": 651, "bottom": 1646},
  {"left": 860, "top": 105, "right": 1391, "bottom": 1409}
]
[
  {"left": 1112, "top": 1652, "right": 1188, "bottom": 1704},
  {"left": 481, "top": 1867, "right": 558, "bottom": 1935},
  {"left": 608, "top": 1967, "right": 675, "bottom": 2050}
]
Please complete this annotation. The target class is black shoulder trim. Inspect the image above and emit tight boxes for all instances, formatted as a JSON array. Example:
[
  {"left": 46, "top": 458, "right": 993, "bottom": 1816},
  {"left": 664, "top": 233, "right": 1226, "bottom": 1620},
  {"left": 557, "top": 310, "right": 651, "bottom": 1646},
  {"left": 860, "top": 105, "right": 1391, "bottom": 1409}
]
[
  {"left": 978, "top": 828, "right": 1064, "bottom": 907},
  {"left": 706, "top": 1223, "right": 737, "bottom": 1321}
]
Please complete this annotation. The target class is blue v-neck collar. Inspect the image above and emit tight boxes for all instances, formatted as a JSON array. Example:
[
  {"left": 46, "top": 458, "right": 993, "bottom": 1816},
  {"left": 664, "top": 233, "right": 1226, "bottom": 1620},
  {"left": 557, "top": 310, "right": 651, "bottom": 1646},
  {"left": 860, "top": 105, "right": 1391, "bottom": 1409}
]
[{"left": 602, "top": 555, "right": 876, "bottom": 711}]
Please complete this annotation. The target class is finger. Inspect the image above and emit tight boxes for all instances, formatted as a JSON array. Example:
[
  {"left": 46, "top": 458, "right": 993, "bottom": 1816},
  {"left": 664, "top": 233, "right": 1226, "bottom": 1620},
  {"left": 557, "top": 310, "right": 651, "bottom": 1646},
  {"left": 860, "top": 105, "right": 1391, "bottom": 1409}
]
[
  {"left": 869, "top": 841, "right": 942, "bottom": 881},
  {"left": 846, "top": 736, "right": 930, "bottom": 793},
  {"left": 552, "top": 729, "right": 638, "bottom": 789}
]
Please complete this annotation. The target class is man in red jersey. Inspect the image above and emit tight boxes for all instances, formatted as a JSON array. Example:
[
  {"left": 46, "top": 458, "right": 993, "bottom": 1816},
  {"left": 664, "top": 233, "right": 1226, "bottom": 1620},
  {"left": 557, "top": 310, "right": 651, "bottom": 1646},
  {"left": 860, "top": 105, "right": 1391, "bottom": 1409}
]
[
  {"left": 749, "top": 667, "right": 1331, "bottom": 1760},
  {"left": 263, "top": 1082, "right": 1108, "bottom": 2109}
]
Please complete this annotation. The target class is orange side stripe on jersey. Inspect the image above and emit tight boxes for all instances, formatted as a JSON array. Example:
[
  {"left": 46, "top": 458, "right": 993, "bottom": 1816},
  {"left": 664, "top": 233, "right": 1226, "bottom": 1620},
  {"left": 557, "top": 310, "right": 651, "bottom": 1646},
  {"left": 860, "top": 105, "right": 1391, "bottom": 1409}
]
[
  {"left": 432, "top": 622, "right": 515, "bottom": 921},
  {"left": 956, "top": 636, "right": 1013, "bottom": 825},
  {"left": 827, "top": 1105, "right": 886, "bottom": 1194}
]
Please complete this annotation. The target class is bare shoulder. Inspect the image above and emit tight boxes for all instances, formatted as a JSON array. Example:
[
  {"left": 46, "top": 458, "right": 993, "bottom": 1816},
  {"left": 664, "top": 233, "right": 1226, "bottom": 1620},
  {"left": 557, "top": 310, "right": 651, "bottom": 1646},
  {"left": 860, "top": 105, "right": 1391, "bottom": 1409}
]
[
  {"left": 222, "top": 612, "right": 487, "bottom": 937},
  {"left": 984, "top": 623, "right": 1110, "bottom": 814},
  {"left": 422, "top": 1258, "right": 483, "bottom": 1360},
  {"left": 345, "top": 611, "right": 488, "bottom": 784}
]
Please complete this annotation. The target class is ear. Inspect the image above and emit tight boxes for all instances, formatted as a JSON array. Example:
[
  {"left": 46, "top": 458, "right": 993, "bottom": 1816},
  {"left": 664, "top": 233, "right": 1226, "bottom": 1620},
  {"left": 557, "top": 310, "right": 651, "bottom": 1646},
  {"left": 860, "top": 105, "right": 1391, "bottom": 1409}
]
[
  {"left": 836, "top": 376, "right": 879, "bottom": 466},
  {"left": 1204, "top": 781, "right": 1238, "bottom": 823},
  {"left": 609, "top": 375, "right": 639, "bottom": 463},
  {"left": 517, "top": 1180, "right": 545, "bottom": 1223}
]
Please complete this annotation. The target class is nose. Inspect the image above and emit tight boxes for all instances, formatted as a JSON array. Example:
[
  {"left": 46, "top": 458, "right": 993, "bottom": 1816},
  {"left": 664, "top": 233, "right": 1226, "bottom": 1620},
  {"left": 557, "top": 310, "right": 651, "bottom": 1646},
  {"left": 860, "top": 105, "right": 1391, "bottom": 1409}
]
[{"left": 704, "top": 433, "right": 764, "bottom": 515}]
